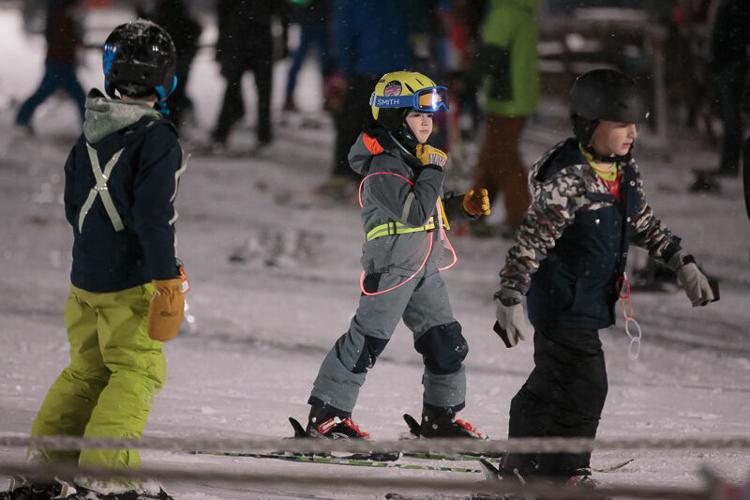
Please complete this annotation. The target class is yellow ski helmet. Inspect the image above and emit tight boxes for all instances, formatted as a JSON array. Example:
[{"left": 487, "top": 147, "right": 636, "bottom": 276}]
[{"left": 369, "top": 71, "right": 448, "bottom": 129}]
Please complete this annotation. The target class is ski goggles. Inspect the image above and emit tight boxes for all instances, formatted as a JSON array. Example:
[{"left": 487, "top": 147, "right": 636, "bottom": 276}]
[{"left": 370, "top": 86, "right": 449, "bottom": 113}]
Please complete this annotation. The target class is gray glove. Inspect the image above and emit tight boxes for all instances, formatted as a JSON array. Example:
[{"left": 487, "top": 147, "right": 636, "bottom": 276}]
[
  {"left": 493, "top": 288, "right": 532, "bottom": 348},
  {"left": 667, "top": 250, "right": 715, "bottom": 307}
]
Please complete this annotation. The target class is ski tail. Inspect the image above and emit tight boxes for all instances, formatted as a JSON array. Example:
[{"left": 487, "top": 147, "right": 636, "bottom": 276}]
[
  {"left": 402, "top": 413, "right": 422, "bottom": 437},
  {"left": 289, "top": 417, "right": 308, "bottom": 438}
]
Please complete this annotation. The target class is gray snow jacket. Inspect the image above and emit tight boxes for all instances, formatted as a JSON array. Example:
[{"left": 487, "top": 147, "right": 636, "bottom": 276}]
[{"left": 350, "top": 130, "right": 473, "bottom": 278}]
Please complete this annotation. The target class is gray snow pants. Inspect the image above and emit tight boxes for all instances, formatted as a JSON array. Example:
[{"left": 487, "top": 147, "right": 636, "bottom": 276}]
[{"left": 309, "top": 270, "right": 468, "bottom": 413}]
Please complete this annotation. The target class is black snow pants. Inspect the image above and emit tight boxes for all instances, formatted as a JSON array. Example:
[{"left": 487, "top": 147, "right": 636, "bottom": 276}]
[{"left": 501, "top": 327, "right": 607, "bottom": 479}]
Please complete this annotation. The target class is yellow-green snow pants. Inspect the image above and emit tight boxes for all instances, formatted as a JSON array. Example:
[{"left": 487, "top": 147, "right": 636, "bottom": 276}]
[{"left": 31, "top": 284, "right": 166, "bottom": 470}]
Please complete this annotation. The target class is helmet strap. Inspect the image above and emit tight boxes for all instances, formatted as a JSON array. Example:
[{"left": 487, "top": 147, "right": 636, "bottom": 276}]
[
  {"left": 155, "top": 75, "right": 178, "bottom": 103},
  {"left": 387, "top": 130, "right": 418, "bottom": 162},
  {"left": 394, "top": 118, "right": 419, "bottom": 155}
]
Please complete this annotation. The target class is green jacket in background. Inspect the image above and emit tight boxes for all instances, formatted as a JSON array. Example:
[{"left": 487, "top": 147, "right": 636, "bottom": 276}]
[{"left": 481, "top": 0, "right": 539, "bottom": 117}]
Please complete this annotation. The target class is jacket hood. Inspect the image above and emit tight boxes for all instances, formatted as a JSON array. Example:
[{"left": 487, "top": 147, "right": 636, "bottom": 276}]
[
  {"left": 82, "top": 89, "right": 162, "bottom": 144},
  {"left": 349, "top": 133, "right": 387, "bottom": 176},
  {"left": 530, "top": 138, "right": 585, "bottom": 184}
]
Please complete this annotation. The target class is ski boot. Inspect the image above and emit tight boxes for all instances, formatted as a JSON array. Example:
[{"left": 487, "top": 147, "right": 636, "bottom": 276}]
[
  {"left": 71, "top": 478, "right": 173, "bottom": 499},
  {"left": 3, "top": 475, "right": 77, "bottom": 499},
  {"left": 418, "top": 405, "right": 486, "bottom": 439},
  {"left": 565, "top": 468, "right": 599, "bottom": 488},
  {"left": 305, "top": 404, "right": 369, "bottom": 439},
  {"left": 537, "top": 469, "right": 608, "bottom": 500},
  {"left": 71, "top": 487, "right": 173, "bottom": 499}
]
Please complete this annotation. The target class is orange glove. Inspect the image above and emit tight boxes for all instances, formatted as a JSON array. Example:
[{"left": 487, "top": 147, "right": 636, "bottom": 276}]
[
  {"left": 415, "top": 144, "right": 448, "bottom": 168},
  {"left": 147, "top": 278, "right": 184, "bottom": 341},
  {"left": 463, "top": 188, "right": 491, "bottom": 217}
]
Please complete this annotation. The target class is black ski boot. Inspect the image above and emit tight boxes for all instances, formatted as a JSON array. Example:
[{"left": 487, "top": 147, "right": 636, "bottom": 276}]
[
  {"left": 70, "top": 487, "right": 174, "bottom": 499},
  {"left": 3, "top": 476, "right": 77, "bottom": 500},
  {"left": 419, "top": 405, "right": 485, "bottom": 439},
  {"left": 306, "top": 403, "right": 369, "bottom": 439}
]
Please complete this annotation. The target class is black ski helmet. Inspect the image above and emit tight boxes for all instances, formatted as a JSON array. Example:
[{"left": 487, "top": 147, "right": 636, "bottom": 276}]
[
  {"left": 569, "top": 69, "right": 648, "bottom": 145},
  {"left": 103, "top": 20, "right": 177, "bottom": 101}
]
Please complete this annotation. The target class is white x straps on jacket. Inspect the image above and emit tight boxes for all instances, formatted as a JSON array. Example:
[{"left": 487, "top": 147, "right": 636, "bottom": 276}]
[{"left": 79, "top": 143, "right": 125, "bottom": 233}]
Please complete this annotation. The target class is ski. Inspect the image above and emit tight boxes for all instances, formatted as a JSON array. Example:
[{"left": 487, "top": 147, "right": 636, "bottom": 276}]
[
  {"left": 193, "top": 415, "right": 633, "bottom": 478},
  {"left": 190, "top": 449, "right": 482, "bottom": 474},
  {"left": 190, "top": 447, "right": 632, "bottom": 478},
  {"left": 404, "top": 414, "right": 634, "bottom": 473},
  {"left": 592, "top": 458, "right": 634, "bottom": 473},
  {"left": 385, "top": 459, "right": 518, "bottom": 500}
]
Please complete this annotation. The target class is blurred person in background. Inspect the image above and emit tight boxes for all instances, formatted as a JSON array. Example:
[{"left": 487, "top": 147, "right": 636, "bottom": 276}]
[
  {"left": 15, "top": 0, "right": 86, "bottom": 133},
  {"left": 469, "top": 0, "right": 538, "bottom": 238},
  {"left": 424, "top": 0, "right": 488, "bottom": 170},
  {"left": 210, "top": 0, "right": 287, "bottom": 152},
  {"left": 283, "top": 0, "right": 334, "bottom": 113},
  {"left": 317, "top": 0, "right": 413, "bottom": 198},
  {"left": 134, "top": 0, "right": 203, "bottom": 131},
  {"left": 708, "top": 0, "right": 749, "bottom": 176},
  {"left": 453, "top": 0, "right": 487, "bottom": 141},
  {"left": 690, "top": 0, "right": 749, "bottom": 192},
  {"left": 707, "top": 0, "right": 748, "bottom": 178},
  {"left": 743, "top": 86, "right": 750, "bottom": 221}
]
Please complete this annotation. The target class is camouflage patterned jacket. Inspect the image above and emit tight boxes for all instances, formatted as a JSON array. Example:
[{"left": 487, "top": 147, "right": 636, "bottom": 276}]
[{"left": 499, "top": 138, "right": 682, "bottom": 330}]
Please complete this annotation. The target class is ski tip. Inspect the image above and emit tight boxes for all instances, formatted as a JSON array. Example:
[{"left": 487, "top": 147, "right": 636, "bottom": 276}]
[
  {"left": 288, "top": 416, "right": 308, "bottom": 438},
  {"left": 478, "top": 458, "right": 503, "bottom": 482},
  {"left": 402, "top": 413, "right": 422, "bottom": 437},
  {"left": 594, "top": 457, "right": 635, "bottom": 473}
]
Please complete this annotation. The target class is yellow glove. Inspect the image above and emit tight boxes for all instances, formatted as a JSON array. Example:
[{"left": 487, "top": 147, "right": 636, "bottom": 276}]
[
  {"left": 147, "top": 278, "right": 184, "bottom": 342},
  {"left": 463, "top": 188, "right": 491, "bottom": 216},
  {"left": 415, "top": 144, "right": 448, "bottom": 168}
]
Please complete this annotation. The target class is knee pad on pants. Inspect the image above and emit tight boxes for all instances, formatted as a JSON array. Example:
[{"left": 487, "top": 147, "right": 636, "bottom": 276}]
[
  {"left": 414, "top": 321, "right": 468, "bottom": 375},
  {"left": 337, "top": 333, "right": 389, "bottom": 374}
]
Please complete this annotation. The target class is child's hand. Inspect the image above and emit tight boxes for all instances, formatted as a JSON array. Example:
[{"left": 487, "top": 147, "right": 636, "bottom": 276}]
[
  {"left": 415, "top": 144, "right": 448, "bottom": 168},
  {"left": 463, "top": 188, "right": 491, "bottom": 216}
]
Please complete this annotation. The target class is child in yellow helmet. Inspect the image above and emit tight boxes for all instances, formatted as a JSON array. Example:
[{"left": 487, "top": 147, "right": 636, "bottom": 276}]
[{"left": 303, "top": 70, "right": 492, "bottom": 438}]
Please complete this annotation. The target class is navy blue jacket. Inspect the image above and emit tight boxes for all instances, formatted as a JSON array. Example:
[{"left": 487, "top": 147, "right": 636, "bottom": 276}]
[
  {"left": 501, "top": 139, "right": 681, "bottom": 331},
  {"left": 527, "top": 153, "right": 634, "bottom": 330},
  {"left": 64, "top": 92, "right": 184, "bottom": 292}
]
